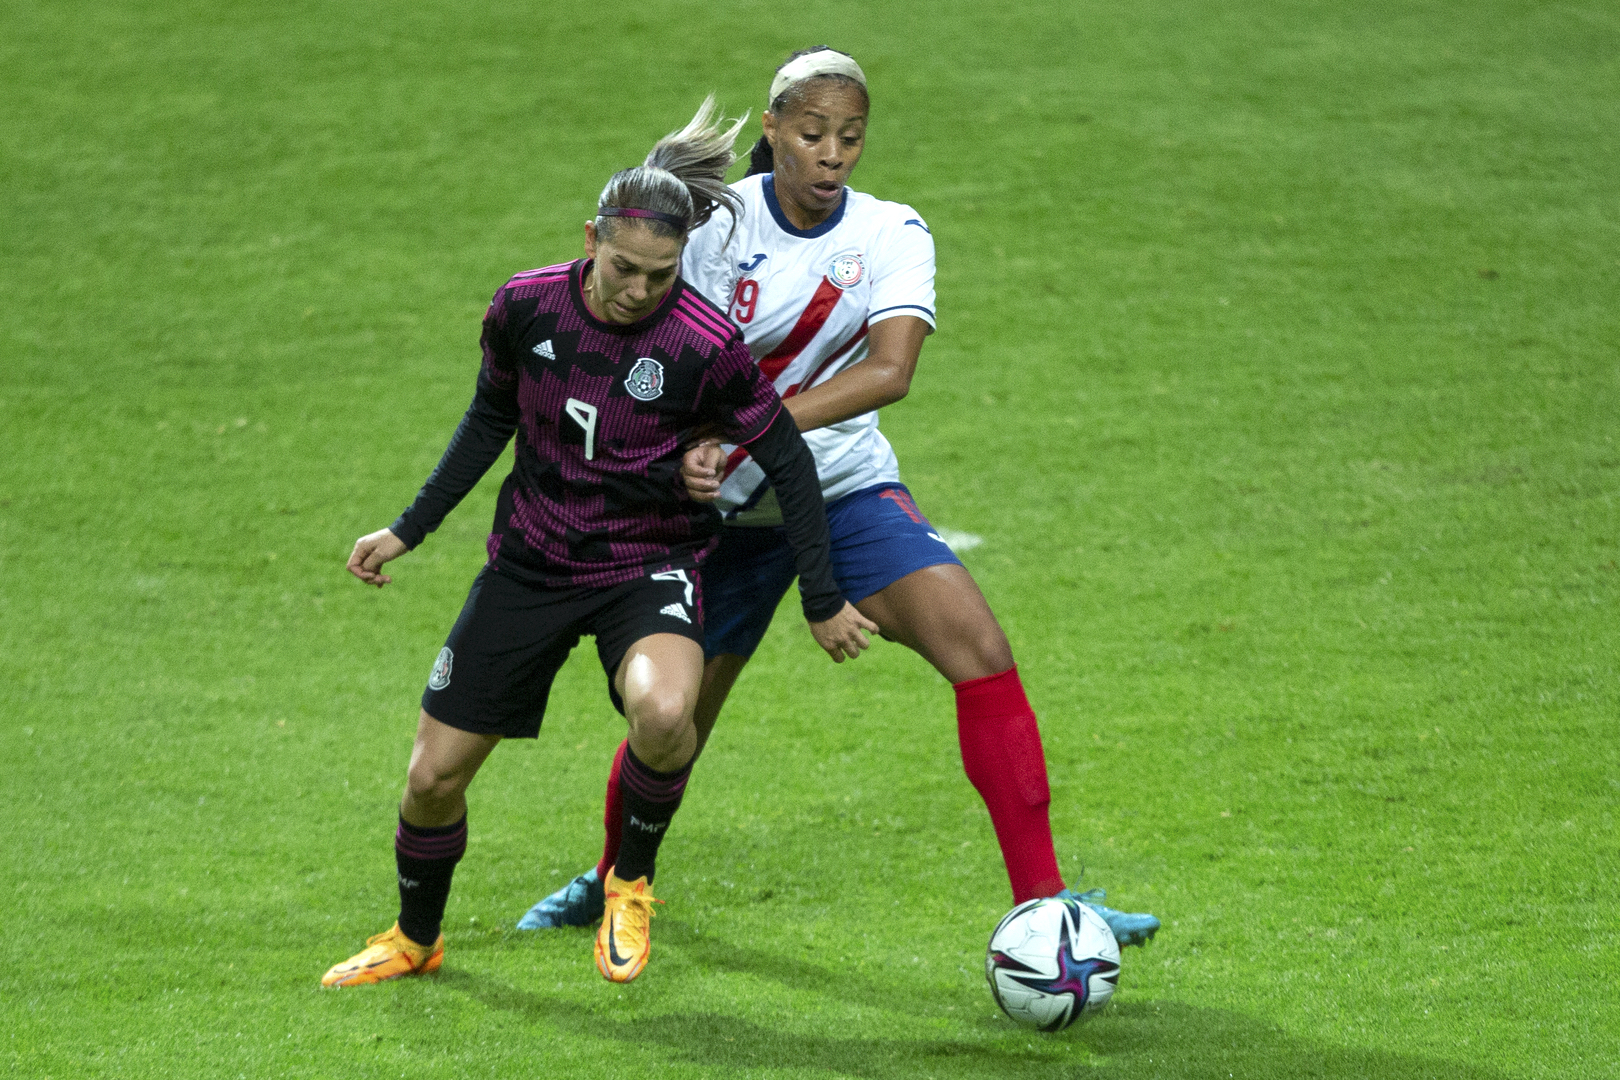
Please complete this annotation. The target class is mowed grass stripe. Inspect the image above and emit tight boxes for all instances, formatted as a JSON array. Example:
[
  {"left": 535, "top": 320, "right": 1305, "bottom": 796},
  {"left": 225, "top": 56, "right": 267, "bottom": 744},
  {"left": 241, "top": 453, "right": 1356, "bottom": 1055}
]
[{"left": 2, "top": 1, "right": 1616, "bottom": 1078}]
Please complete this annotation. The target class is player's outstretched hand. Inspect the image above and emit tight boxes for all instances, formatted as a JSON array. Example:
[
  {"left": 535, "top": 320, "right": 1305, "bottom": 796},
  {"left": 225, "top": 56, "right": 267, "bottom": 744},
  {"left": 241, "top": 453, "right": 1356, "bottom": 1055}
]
[
  {"left": 347, "top": 528, "right": 408, "bottom": 587},
  {"left": 680, "top": 437, "right": 725, "bottom": 502},
  {"left": 809, "top": 602, "right": 880, "bottom": 662}
]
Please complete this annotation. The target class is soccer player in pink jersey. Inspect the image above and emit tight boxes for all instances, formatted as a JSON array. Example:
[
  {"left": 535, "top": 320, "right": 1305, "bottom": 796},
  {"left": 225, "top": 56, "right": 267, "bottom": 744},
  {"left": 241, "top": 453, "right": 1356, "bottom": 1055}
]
[
  {"left": 522, "top": 51, "right": 1161, "bottom": 947},
  {"left": 321, "top": 98, "right": 877, "bottom": 989}
]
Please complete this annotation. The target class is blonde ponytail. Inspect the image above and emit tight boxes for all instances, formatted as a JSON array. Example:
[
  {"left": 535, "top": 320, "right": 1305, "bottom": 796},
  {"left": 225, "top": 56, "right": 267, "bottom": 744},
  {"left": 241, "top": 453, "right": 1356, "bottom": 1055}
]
[{"left": 596, "top": 95, "right": 747, "bottom": 240}]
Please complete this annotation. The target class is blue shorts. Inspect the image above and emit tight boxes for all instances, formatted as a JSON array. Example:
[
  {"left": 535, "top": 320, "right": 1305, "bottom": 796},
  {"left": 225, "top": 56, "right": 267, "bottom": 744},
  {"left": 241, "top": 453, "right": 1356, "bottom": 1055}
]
[{"left": 701, "top": 482, "right": 963, "bottom": 659}]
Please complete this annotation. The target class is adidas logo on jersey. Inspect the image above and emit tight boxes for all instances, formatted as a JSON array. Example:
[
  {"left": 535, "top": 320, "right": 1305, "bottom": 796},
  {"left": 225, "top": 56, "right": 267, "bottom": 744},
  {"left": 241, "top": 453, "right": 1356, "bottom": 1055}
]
[
  {"left": 532, "top": 339, "right": 556, "bottom": 359},
  {"left": 660, "top": 603, "right": 690, "bottom": 624}
]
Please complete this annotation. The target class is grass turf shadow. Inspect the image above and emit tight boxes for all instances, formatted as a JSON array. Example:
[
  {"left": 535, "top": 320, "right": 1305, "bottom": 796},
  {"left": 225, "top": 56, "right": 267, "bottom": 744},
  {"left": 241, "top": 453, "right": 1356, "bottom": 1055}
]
[
  {"left": 448, "top": 926, "right": 1509, "bottom": 1080},
  {"left": 443, "top": 969, "right": 1084, "bottom": 1078},
  {"left": 1084, "top": 999, "right": 1507, "bottom": 1080}
]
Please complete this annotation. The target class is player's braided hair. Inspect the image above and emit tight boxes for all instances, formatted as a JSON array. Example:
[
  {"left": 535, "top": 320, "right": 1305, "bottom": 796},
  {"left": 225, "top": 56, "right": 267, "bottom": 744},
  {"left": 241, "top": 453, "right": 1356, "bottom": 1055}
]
[
  {"left": 745, "top": 46, "right": 871, "bottom": 177},
  {"left": 596, "top": 95, "right": 747, "bottom": 242}
]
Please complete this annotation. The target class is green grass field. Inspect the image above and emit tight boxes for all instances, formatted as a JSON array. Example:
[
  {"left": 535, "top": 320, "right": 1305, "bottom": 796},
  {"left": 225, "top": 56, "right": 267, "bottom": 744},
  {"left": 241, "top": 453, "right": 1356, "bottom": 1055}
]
[{"left": 3, "top": 0, "right": 1617, "bottom": 1076}]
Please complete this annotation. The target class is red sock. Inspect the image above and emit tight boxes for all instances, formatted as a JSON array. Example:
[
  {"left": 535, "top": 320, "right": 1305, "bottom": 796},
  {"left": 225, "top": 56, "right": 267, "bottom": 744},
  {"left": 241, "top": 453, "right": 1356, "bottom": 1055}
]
[
  {"left": 594, "top": 740, "right": 628, "bottom": 881},
  {"left": 954, "top": 665, "right": 1065, "bottom": 903}
]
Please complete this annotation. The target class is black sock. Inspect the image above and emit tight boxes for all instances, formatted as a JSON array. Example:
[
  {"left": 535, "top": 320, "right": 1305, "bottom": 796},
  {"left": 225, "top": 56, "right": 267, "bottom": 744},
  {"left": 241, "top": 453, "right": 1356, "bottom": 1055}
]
[
  {"left": 612, "top": 746, "right": 691, "bottom": 884},
  {"left": 395, "top": 814, "right": 466, "bottom": 946}
]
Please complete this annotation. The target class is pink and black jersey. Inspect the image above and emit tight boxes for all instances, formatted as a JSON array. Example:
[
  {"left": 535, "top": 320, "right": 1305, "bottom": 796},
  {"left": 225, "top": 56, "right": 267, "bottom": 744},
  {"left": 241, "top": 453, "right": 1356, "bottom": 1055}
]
[{"left": 390, "top": 259, "right": 842, "bottom": 617}]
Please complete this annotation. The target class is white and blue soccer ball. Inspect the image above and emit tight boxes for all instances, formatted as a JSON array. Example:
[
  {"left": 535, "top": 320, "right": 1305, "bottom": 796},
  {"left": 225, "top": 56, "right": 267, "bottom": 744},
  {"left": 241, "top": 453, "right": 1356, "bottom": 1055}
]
[{"left": 985, "top": 895, "right": 1121, "bottom": 1030}]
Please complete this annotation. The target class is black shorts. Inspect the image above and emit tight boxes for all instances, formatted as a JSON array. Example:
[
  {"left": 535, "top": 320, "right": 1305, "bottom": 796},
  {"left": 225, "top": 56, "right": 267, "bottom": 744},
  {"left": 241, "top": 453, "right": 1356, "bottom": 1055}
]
[{"left": 420, "top": 564, "right": 705, "bottom": 738}]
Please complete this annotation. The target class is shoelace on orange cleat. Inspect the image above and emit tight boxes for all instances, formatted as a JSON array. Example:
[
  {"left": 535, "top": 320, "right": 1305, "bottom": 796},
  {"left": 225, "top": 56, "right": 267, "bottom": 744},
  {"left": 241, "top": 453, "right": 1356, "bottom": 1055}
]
[
  {"left": 607, "top": 886, "right": 664, "bottom": 933},
  {"left": 364, "top": 927, "right": 429, "bottom": 966}
]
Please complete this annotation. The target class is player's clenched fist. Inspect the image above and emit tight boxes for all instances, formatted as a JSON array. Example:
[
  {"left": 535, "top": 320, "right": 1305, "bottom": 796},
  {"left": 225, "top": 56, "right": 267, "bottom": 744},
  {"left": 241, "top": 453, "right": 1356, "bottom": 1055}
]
[
  {"left": 809, "top": 601, "right": 880, "bottom": 662},
  {"left": 680, "top": 437, "right": 725, "bottom": 502},
  {"left": 347, "top": 528, "right": 408, "bottom": 587}
]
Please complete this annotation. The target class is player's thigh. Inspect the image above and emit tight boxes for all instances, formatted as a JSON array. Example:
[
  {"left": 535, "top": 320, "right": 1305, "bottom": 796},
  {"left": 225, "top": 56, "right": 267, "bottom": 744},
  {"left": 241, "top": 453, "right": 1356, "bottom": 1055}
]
[
  {"left": 820, "top": 483, "right": 1010, "bottom": 683},
  {"left": 694, "top": 652, "right": 749, "bottom": 736},
  {"left": 592, "top": 570, "right": 708, "bottom": 724},
  {"left": 690, "top": 526, "right": 797, "bottom": 728},
  {"left": 856, "top": 562, "right": 1014, "bottom": 684}
]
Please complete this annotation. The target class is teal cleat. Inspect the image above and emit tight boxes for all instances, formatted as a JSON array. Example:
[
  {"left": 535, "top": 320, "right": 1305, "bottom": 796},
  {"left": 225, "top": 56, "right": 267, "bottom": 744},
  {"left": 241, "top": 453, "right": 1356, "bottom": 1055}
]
[
  {"left": 517, "top": 867, "right": 605, "bottom": 930},
  {"left": 1060, "top": 887, "right": 1161, "bottom": 948}
]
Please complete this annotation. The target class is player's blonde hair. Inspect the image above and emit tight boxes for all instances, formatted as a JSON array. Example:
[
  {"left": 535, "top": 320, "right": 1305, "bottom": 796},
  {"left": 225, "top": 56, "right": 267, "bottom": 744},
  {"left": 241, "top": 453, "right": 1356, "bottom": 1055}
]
[{"left": 596, "top": 95, "right": 747, "bottom": 241}]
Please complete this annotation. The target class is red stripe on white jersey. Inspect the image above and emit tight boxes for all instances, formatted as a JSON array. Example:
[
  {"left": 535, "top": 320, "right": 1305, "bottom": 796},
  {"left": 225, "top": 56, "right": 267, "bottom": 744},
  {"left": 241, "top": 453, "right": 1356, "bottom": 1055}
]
[
  {"left": 785, "top": 321, "right": 868, "bottom": 397},
  {"left": 758, "top": 277, "right": 843, "bottom": 385},
  {"left": 720, "top": 320, "right": 871, "bottom": 482},
  {"left": 721, "top": 443, "right": 752, "bottom": 482}
]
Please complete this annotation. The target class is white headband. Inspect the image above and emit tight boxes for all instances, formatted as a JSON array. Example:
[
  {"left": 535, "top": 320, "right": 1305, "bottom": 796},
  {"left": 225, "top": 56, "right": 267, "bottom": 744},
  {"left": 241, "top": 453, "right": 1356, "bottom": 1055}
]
[{"left": 768, "top": 51, "right": 867, "bottom": 107}]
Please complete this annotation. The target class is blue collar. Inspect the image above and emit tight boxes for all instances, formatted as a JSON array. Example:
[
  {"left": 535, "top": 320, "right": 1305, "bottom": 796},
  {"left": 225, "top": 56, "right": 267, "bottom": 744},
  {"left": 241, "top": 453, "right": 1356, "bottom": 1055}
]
[{"left": 762, "top": 173, "right": 846, "bottom": 239}]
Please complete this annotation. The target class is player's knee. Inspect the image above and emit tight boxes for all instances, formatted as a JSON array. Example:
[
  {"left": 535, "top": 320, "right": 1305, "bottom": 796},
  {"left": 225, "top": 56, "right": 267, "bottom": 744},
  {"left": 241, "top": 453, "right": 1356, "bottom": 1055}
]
[
  {"left": 625, "top": 689, "right": 690, "bottom": 738},
  {"left": 950, "top": 620, "right": 1013, "bottom": 681},
  {"left": 405, "top": 759, "right": 466, "bottom": 810},
  {"left": 626, "top": 684, "right": 692, "bottom": 745},
  {"left": 975, "top": 624, "right": 1015, "bottom": 674}
]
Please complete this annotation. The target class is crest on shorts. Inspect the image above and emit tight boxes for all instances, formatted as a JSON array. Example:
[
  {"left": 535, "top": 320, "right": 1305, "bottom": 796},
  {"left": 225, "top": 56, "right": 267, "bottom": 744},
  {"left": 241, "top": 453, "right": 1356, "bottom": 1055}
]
[
  {"left": 428, "top": 646, "right": 453, "bottom": 691},
  {"left": 828, "top": 252, "right": 865, "bottom": 289},
  {"left": 624, "top": 357, "right": 665, "bottom": 401}
]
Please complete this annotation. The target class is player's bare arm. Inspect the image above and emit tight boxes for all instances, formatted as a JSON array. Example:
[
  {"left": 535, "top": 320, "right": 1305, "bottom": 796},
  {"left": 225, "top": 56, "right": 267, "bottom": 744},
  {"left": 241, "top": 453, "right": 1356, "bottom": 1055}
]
[
  {"left": 677, "top": 315, "right": 931, "bottom": 503},
  {"left": 347, "top": 528, "right": 408, "bottom": 587},
  {"left": 781, "top": 314, "right": 929, "bottom": 432}
]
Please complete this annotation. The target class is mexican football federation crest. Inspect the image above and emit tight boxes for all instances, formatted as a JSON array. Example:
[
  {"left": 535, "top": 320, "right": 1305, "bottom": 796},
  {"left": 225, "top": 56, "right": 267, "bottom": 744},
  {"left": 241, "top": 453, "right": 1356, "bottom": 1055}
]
[
  {"left": 624, "top": 357, "right": 665, "bottom": 401},
  {"left": 828, "top": 252, "right": 865, "bottom": 289},
  {"left": 428, "top": 646, "right": 453, "bottom": 691}
]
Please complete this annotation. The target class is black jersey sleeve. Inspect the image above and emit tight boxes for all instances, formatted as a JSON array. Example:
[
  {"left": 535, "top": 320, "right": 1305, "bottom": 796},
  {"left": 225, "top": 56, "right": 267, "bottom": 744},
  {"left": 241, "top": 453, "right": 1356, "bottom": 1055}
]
[
  {"left": 742, "top": 409, "right": 844, "bottom": 622},
  {"left": 389, "top": 297, "right": 521, "bottom": 549}
]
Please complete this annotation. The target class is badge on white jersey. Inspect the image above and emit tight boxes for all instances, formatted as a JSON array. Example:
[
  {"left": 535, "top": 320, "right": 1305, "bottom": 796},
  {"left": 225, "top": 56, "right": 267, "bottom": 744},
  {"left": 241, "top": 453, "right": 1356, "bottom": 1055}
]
[{"left": 828, "top": 252, "right": 865, "bottom": 289}]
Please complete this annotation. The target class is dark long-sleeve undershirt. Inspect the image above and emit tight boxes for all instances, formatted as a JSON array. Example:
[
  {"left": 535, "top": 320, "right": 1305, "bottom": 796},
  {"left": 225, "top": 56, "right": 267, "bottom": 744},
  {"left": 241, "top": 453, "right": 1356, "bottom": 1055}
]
[
  {"left": 738, "top": 408, "right": 843, "bottom": 622},
  {"left": 389, "top": 376, "right": 519, "bottom": 551},
  {"left": 388, "top": 391, "right": 843, "bottom": 623}
]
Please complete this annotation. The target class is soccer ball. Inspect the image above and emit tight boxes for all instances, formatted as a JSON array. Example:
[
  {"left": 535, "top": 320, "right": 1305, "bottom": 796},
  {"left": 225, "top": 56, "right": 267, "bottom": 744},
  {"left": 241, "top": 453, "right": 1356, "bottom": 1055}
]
[{"left": 985, "top": 895, "right": 1121, "bottom": 1030}]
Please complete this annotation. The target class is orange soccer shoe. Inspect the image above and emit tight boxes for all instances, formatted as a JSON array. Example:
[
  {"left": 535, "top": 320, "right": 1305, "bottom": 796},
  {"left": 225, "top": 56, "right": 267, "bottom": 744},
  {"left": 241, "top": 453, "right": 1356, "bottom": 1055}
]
[
  {"left": 595, "top": 870, "right": 662, "bottom": 983},
  {"left": 321, "top": 922, "right": 444, "bottom": 988}
]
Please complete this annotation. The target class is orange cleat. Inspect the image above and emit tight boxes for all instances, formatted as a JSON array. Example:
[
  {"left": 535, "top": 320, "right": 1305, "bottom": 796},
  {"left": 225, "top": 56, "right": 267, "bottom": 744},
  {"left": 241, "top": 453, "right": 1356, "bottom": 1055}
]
[
  {"left": 321, "top": 922, "right": 444, "bottom": 988},
  {"left": 595, "top": 870, "right": 661, "bottom": 983}
]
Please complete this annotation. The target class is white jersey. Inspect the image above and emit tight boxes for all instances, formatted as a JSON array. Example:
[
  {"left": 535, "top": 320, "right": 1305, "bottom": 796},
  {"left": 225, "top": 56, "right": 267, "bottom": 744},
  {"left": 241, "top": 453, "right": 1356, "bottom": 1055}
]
[{"left": 681, "top": 172, "right": 936, "bottom": 525}]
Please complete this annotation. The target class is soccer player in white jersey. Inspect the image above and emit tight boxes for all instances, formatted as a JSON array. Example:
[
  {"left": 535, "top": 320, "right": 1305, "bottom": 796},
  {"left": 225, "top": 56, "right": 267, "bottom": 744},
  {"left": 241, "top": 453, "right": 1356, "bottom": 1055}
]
[{"left": 520, "top": 48, "right": 1160, "bottom": 947}]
